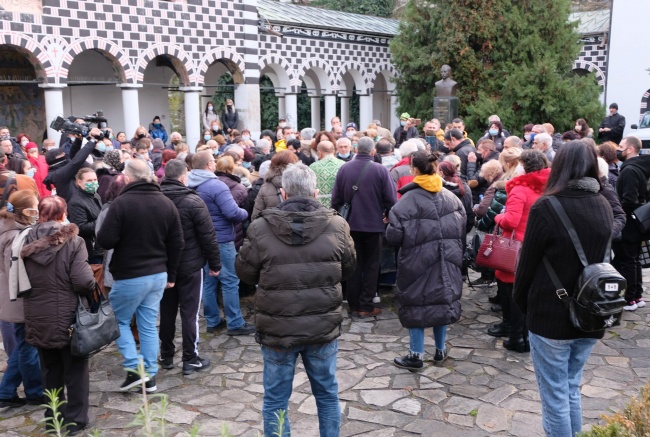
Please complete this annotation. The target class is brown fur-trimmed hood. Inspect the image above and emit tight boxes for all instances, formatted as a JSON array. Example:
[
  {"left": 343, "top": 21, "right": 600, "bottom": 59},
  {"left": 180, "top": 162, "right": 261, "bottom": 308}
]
[{"left": 21, "top": 222, "right": 80, "bottom": 266}]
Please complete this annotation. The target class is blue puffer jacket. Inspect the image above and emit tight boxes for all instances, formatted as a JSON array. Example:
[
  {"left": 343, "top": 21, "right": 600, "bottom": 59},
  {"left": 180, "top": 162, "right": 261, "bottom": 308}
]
[
  {"left": 148, "top": 123, "right": 168, "bottom": 144},
  {"left": 187, "top": 169, "right": 248, "bottom": 243}
]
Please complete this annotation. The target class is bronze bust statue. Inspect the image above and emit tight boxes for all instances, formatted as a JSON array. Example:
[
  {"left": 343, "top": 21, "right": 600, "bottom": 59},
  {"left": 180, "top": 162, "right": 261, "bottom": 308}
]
[{"left": 435, "top": 64, "right": 458, "bottom": 97}]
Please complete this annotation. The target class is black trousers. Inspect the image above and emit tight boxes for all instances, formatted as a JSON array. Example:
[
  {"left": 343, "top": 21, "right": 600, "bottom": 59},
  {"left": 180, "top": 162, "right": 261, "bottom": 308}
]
[
  {"left": 159, "top": 269, "right": 203, "bottom": 362},
  {"left": 38, "top": 346, "right": 89, "bottom": 429},
  {"left": 497, "top": 280, "right": 527, "bottom": 343},
  {"left": 612, "top": 240, "right": 643, "bottom": 302},
  {"left": 347, "top": 231, "right": 382, "bottom": 312}
]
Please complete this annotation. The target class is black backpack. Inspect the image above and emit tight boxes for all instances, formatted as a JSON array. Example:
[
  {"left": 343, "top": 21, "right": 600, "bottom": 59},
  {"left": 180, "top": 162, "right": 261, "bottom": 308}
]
[{"left": 543, "top": 196, "right": 627, "bottom": 332}]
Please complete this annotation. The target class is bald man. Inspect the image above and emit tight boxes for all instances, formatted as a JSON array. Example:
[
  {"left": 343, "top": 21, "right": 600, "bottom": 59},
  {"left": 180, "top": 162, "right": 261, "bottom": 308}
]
[
  {"left": 310, "top": 140, "right": 345, "bottom": 208},
  {"left": 503, "top": 136, "right": 522, "bottom": 149}
]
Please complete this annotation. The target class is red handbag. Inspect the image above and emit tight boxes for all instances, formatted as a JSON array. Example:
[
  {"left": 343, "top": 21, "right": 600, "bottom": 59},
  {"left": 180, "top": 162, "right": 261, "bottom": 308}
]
[{"left": 475, "top": 226, "right": 522, "bottom": 274}]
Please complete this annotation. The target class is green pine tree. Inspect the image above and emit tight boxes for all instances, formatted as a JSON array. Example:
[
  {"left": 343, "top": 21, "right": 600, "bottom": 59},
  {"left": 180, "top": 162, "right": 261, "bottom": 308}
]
[
  {"left": 390, "top": 0, "right": 604, "bottom": 139},
  {"left": 310, "top": 0, "right": 395, "bottom": 18}
]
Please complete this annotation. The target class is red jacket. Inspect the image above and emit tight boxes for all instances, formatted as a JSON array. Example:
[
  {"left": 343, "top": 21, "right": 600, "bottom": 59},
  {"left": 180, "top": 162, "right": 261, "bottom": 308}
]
[
  {"left": 389, "top": 157, "right": 414, "bottom": 199},
  {"left": 28, "top": 155, "right": 50, "bottom": 199},
  {"left": 494, "top": 168, "right": 551, "bottom": 283}
]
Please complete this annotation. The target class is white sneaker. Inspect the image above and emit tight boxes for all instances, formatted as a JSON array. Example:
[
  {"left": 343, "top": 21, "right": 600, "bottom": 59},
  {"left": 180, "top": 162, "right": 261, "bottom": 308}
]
[
  {"left": 624, "top": 302, "right": 638, "bottom": 311},
  {"left": 636, "top": 299, "right": 646, "bottom": 308}
]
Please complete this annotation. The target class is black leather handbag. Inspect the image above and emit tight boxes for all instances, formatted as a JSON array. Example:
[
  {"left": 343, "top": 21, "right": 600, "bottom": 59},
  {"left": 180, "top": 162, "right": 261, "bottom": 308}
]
[{"left": 69, "top": 293, "right": 120, "bottom": 358}]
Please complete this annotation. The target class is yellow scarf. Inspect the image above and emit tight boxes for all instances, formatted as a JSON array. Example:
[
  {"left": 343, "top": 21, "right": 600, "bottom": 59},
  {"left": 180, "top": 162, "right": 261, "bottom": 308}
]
[{"left": 413, "top": 174, "right": 443, "bottom": 193}]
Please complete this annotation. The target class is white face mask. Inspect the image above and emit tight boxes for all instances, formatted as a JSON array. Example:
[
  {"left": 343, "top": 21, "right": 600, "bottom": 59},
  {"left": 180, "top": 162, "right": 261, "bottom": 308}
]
[
  {"left": 575, "top": 125, "right": 582, "bottom": 132},
  {"left": 279, "top": 123, "right": 287, "bottom": 128},
  {"left": 21, "top": 139, "right": 29, "bottom": 147},
  {"left": 515, "top": 164, "right": 525, "bottom": 175},
  {"left": 208, "top": 105, "right": 213, "bottom": 111}
]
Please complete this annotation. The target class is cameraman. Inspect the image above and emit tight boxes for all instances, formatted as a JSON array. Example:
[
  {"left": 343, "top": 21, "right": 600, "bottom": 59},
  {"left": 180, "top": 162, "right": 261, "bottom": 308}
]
[{"left": 44, "top": 127, "right": 104, "bottom": 202}]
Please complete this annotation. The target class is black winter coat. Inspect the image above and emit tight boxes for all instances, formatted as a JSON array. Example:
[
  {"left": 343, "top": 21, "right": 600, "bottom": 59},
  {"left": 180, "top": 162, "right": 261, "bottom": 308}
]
[
  {"left": 386, "top": 180, "right": 465, "bottom": 328},
  {"left": 222, "top": 108, "right": 239, "bottom": 132},
  {"left": 44, "top": 140, "right": 96, "bottom": 203},
  {"left": 236, "top": 196, "right": 356, "bottom": 348},
  {"left": 22, "top": 223, "right": 96, "bottom": 349},
  {"left": 243, "top": 177, "right": 264, "bottom": 219},
  {"left": 443, "top": 180, "right": 474, "bottom": 233},
  {"left": 67, "top": 185, "right": 104, "bottom": 260},
  {"left": 453, "top": 139, "right": 474, "bottom": 180},
  {"left": 160, "top": 179, "right": 221, "bottom": 277},
  {"left": 616, "top": 155, "right": 650, "bottom": 242},
  {"left": 96, "top": 180, "right": 184, "bottom": 283},
  {"left": 514, "top": 182, "right": 613, "bottom": 340}
]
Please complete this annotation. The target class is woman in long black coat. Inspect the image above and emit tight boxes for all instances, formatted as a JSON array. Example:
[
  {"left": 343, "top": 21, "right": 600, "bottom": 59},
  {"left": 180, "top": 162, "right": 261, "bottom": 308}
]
[{"left": 386, "top": 151, "right": 466, "bottom": 372}]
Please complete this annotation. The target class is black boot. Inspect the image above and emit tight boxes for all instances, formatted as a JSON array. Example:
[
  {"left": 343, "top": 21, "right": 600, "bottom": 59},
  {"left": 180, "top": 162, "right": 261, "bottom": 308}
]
[
  {"left": 487, "top": 322, "right": 511, "bottom": 337},
  {"left": 505, "top": 282, "right": 529, "bottom": 353}
]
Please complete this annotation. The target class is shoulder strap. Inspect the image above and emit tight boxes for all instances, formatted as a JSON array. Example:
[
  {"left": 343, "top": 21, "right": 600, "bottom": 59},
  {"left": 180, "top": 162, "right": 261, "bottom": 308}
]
[
  {"left": 543, "top": 256, "right": 571, "bottom": 307},
  {"left": 547, "top": 195, "right": 611, "bottom": 264},
  {"left": 348, "top": 161, "right": 373, "bottom": 204},
  {"left": 0, "top": 171, "right": 15, "bottom": 210},
  {"left": 547, "top": 196, "right": 589, "bottom": 267}
]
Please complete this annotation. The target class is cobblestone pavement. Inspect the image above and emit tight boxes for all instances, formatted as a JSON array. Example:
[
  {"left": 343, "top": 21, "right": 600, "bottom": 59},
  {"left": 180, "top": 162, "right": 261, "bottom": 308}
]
[{"left": 1, "top": 272, "right": 649, "bottom": 436}]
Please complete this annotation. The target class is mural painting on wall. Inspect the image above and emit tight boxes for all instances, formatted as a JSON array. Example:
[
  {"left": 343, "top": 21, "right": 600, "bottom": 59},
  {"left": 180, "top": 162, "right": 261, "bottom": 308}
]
[
  {"left": 0, "top": 48, "right": 45, "bottom": 142},
  {"left": 0, "top": 0, "right": 42, "bottom": 14}
]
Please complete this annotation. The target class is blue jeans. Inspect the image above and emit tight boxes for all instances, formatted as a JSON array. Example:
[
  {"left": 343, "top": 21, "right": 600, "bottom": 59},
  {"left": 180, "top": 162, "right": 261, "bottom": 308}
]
[
  {"left": 261, "top": 340, "right": 340, "bottom": 437},
  {"left": 202, "top": 242, "right": 245, "bottom": 330},
  {"left": 409, "top": 326, "right": 447, "bottom": 355},
  {"left": 0, "top": 323, "right": 42, "bottom": 399},
  {"left": 110, "top": 273, "right": 167, "bottom": 376},
  {"left": 0, "top": 320, "right": 16, "bottom": 357},
  {"left": 529, "top": 333, "right": 597, "bottom": 437}
]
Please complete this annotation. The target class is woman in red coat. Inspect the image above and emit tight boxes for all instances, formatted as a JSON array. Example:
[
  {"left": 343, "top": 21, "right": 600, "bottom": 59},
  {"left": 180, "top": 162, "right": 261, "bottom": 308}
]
[
  {"left": 25, "top": 142, "right": 50, "bottom": 199},
  {"left": 492, "top": 150, "right": 550, "bottom": 353}
]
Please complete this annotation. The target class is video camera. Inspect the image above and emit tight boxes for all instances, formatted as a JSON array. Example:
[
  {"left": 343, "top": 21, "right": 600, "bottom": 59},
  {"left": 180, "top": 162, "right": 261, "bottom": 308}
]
[{"left": 50, "top": 110, "right": 110, "bottom": 139}]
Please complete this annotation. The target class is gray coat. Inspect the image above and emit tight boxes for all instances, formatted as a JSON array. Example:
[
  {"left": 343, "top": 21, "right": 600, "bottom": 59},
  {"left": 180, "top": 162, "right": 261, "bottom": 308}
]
[{"left": 386, "top": 182, "right": 465, "bottom": 328}]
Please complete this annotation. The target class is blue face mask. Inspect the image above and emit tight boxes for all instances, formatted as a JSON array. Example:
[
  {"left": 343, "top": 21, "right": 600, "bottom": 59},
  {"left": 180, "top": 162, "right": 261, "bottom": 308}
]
[
  {"left": 106, "top": 145, "right": 114, "bottom": 152},
  {"left": 242, "top": 161, "right": 251, "bottom": 169},
  {"left": 97, "top": 143, "right": 106, "bottom": 153},
  {"left": 212, "top": 149, "right": 219, "bottom": 156},
  {"left": 489, "top": 129, "right": 499, "bottom": 136},
  {"left": 338, "top": 152, "right": 351, "bottom": 159},
  {"left": 154, "top": 123, "right": 162, "bottom": 128},
  {"left": 204, "top": 135, "right": 211, "bottom": 141},
  {"left": 26, "top": 169, "right": 35, "bottom": 178},
  {"left": 529, "top": 133, "right": 536, "bottom": 142},
  {"left": 400, "top": 121, "right": 407, "bottom": 127}
]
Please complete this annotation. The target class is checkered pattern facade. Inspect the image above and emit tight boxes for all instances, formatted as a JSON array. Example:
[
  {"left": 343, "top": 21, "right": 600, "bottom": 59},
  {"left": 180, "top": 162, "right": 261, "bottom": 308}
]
[{"left": 0, "top": 0, "right": 608, "bottom": 95}]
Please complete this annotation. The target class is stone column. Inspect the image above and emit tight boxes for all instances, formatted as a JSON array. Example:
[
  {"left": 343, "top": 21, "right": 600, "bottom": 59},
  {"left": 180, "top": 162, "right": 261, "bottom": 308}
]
[
  {"left": 119, "top": 85, "right": 143, "bottom": 142},
  {"left": 40, "top": 84, "right": 66, "bottom": 144},
  {"left": 324, "top": 95, "right": 336, "bottom": 130},
  {"left": 278, "top": 96, "right": 286, "bottom": 119},
  {"left": 390, "top": 94, "right": 399, "bottom": 133},
  {"left": 284, "top": 93, "right": 298, "bottom": 130},
  {"left": 180, "top": 87, "right": 203, "bottom": 151},
  {"left": 310, "top": 96, "right": 321, "bottom": 130},
  {"left": 359, "top": 94, "right": 373, "bottom": 131},
  {"left": 235, "top": 84, "right": 261, "bottom": 138},
  {"left": 340, "top": 97, "right": 350, "bottom": 127}
]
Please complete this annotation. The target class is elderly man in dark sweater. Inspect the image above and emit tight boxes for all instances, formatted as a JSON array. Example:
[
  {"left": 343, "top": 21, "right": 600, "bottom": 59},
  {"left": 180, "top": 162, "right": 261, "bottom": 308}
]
[
  {"left": 332, "top": 137, "right": 397, "bottom": 318},
  {"left": 97, "top": 159, "right": 184, "bottom": 393}
]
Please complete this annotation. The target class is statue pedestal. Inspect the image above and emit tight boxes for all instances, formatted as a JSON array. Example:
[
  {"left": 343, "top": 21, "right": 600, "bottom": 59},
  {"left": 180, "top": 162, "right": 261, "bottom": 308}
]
[{"left": 433, "top": 96, "right": 459, "bottom": 126}]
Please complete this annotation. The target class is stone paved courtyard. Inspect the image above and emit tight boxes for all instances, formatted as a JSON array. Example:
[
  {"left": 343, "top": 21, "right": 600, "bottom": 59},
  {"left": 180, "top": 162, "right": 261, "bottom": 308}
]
[{"left": 1, "top": 271, "right": 649, "bottom": 436}]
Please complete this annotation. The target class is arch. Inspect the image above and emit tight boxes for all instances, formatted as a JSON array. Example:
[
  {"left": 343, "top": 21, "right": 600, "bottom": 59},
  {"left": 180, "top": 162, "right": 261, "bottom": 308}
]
[
  {"left": 297, "top": 58, "right": 336, "bottom": 94},
  {"left": 0, "top": 32, "right": 50, "bottom": 82},
  {"left": 572, "top": 60, "right": 605, "bottom": 88},
  {"left": 197, "top": 47, "right": 247, "bottom": 85},
  {"left": 60, "top": 37, "right": 134, "bottom": 84},
  {"left": 371, "top": 63, "right": 398, "bottom": 91},
  {"left": 335, "top": 61, "right": 371, "bottom": 94},
  {"left": 136, "top": 43, "right": 195, "bottom": 86},
  {"left": 258, "top": 53, "right": 295, "bottom": 92},
  {"left": 640, "top": 89, "right": 650, "bottom": 121}
]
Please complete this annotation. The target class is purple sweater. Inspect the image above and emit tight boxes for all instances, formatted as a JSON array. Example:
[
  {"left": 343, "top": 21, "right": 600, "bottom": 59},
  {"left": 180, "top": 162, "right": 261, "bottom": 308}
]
[{"left": 331, "top": 154, "right": 397, "bottom": 233}]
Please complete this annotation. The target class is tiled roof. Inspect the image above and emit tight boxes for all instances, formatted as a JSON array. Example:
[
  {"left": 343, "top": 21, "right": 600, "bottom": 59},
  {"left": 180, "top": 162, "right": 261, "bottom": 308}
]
[
  {"left": 257, "top": 0, "right": 400, "bottom": 37},
  {"left": 569, "top": 9, "right": 611, "bottom": 35}
]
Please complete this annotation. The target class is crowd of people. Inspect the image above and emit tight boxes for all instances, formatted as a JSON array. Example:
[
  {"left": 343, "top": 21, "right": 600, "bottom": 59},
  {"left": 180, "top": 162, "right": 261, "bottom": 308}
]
[{"left": 0, "top": 100, "right": 640, "bottom": 436}]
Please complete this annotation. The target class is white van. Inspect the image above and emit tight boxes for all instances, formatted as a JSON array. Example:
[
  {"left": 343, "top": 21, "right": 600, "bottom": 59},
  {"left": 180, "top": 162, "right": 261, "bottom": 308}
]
[{"left": 631, "top": 112, "right": 650, "bottom": 153}]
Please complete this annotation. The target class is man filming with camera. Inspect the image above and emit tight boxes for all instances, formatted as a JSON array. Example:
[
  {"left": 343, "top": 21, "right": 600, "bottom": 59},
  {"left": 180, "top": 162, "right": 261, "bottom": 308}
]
[{"left": 44, "top": 127, "right": 105, "bottom": 203}]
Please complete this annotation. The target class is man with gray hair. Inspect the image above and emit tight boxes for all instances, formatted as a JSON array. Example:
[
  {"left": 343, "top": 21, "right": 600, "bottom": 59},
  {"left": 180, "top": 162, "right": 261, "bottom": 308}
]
[
  {"left": 236, "top": 162, "right": 356, "bottom": 436},
  {"left": 159, "top": 160, "right": 221, "bottom": 375},
  {"left": 332, "top": 137, "right": 396, "bottom": 318},
  {"left": 336, "top": 137, "right": 355, "bottom": 162},
  {"left": 310, "top": 140, "right": 344, "bottom": 207},
  {"left": 97, "top": 159, "right": 184, "bottom": 393},
  {"left": 532, "top": 133, "right": 555, "bottom": 162}
]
